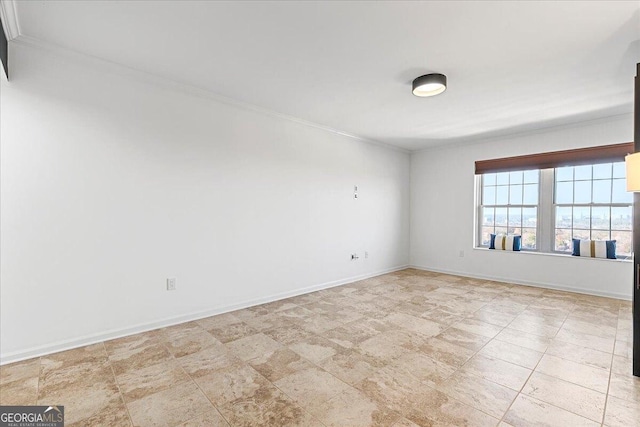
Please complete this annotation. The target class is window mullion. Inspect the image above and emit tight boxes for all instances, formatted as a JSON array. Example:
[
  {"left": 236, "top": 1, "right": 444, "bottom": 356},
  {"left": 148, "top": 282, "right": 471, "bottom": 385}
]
[{"left": 539, "top": 168, "right": 554, "bottom": 253}]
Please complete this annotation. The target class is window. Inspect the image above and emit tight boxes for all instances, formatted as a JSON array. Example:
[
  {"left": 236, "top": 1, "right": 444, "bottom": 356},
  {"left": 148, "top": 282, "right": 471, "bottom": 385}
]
[
  {"left": 474, "top": 143, "right": 634, "bottom": 260},
  {"left": 480, "top": 170, "right": 539, "bottom": 249},
  {"left": 554, "top": 162, "right": 633, "bottom": 256}
]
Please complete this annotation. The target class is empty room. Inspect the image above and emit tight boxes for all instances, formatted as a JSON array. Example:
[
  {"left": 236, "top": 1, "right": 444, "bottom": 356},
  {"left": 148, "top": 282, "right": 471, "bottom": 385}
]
[{"left": 1, "top": 1, "right": 639, "bottom": 426}]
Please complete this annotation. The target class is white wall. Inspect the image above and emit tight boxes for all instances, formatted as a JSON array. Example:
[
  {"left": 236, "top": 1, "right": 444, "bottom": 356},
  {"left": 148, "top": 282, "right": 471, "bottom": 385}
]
[
  {"left": 0, "top": 41, "right": 410, "bottom": 363},
  {"left": 410, "top": 114, "right": 634, "bottom": 299}
]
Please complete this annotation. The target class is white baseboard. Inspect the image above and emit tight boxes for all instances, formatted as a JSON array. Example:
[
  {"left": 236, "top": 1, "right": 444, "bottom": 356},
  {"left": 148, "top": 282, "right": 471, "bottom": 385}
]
[
  {"left": 409, "top": 264, "right": 632, "bottom": 301},
  {"left": 0, "top": 264, "right": 409, "bottom": 365}
]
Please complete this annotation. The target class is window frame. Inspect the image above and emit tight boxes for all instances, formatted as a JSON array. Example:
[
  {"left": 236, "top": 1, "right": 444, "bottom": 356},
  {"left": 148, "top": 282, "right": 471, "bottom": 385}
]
[
  {"left": 477, "top": 170, "right": 541, "bottom": 251},
  {"left": 475, "top": 163, "right": 633, "bottom": 260},
  {"left": 551, "top": 162, "right": 633, "bottom": 258}
]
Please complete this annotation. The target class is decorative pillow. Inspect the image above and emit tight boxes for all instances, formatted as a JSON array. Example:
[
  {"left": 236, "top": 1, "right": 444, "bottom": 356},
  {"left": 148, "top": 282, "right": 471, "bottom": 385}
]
[
  {"left": 490, "top": 234, "right": 521, "bottom": 251},
  {"left": 572, "top": 239, "right": 616, "bottom": 259}
]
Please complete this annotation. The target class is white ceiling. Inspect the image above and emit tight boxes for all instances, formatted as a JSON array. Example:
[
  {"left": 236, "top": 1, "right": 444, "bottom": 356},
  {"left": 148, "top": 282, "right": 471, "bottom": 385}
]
[{"left": 4, "top": 1, "right": 640, "bottom": 150}]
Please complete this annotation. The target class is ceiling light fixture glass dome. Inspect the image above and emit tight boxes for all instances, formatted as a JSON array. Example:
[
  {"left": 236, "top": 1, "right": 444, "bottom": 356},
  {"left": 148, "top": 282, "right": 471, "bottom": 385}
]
[{"left": 412, "top": 73, "right": 447, "bottom": 97}]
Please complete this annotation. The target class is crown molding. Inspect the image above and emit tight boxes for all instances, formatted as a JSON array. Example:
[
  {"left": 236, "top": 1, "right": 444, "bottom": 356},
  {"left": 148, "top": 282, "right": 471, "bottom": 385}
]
[
  {"left": 0, "top": 0, "right": 20, "bottom": 40},
  {"left": 11, "top": 34, "right": 410, "bottom": 155}
]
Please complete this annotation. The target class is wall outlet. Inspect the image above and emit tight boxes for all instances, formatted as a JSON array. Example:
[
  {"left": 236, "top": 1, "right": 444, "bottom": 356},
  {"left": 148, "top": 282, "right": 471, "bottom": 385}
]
[
  {"left": 167, "top": 277, "right": 176, "bottom": 291},
  {"left": 459, "top": 250, "right": 465, "bottom": 258},
  {"left": 365, "top": 251, "right": 369, "bottom": 259}
]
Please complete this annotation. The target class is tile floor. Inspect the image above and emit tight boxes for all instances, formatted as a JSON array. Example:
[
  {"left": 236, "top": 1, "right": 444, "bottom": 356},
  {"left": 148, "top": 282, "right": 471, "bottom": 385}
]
[{"left": 1, "top": 268, "right": 639, "bottom": 426}]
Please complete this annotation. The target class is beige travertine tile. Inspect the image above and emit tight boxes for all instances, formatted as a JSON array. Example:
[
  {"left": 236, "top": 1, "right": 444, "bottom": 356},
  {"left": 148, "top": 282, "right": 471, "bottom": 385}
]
[
  {"left": 163, "top": 330, "right": 220, "bottom": 358},
  {"left": 37, "top": 367, "right": 124, "bottom": 425},
  {"left": 66, "top": 398, "right": 131, "bottom": 427},
  {"left": 420, "top": 308, "right": 464, "bottom": 326},
  {"left": 357, "top": 364, "right": 439, "bottom": 414},
  {"left": 572, "top": 305, "right": 619, "bottom": 320},
  {"left": 127, "top": 381, "right": 213, "bottom": 426},
  {"left": 388, "top": 352, "right": 456, "bottom": 389},
  {"left": 469, "top": 308, "right": 517, "bottom": 327},
  {"left": 274, "top": 367, "right": 351, "bottom": 407},
  {"left": 160, "top": 321, "right": 203, "bottom": 341},
  {"left": 402, "top": 390, "right": 500, "bottom": 427},
  {"left": 108, "top": 342, "right": 173, "bottom": 376},
  {"left": 554, "top": 328, "right": 615, "bottom": 353},
  {"left": 243, "top": 313, "right": 294, "bottom": 332},
  {"left": 256, "top": 299, "right": 300, "bottom": 314},
  {"left": 115, "top": 358, "right": 191, "bottom": 402},
  {"left": 262, "top": 324, "right": 314, "bottom": 346},
  {"left": 614, "top": 339, "right": 632, "bottom": 358},
  {"left": 317, "top": 349, "right": 381, "bottom": 386},
  {"left": 435, "top": 327, "right": 491, "bottom": 351},
  {"left": 38, "top": 353, "right": 113, "bottom": 399},
  {"left": 0, "top": 376, "right": 38, "bottom": 405},
  {"left": 451, "top": 318, "right": 503, "bottom": 339},
  {"left": 104, "top": 332, "right": 160, "bottom": 358},
  {"left": 569, "top": 311, "right": 618, "bottom": 330},
  {"left": 477, "top": 339, "right": 543, "bottom": 369},
  {"left": 612, "top": 355, "right": 633, "bottom": 376},
  {"left": 177, "top": 409, "right": 230, "bottom": 427},
  {"left": 357, "top": 331, "right": 407, "bottom": 364},
  {"left": 521, "top": 308, "right": 567, "bottom": 322},
  {"left": 225, "top": 333, "right": 282, "bottom": 362},
  {"left": 392, "top": 418, "right": 420, "bottom": 427},
  {"left": 308, "top": 387, "right": 399, "bottom": 427},
  {"left": 331, "top": 307, "right": 365, "bottom": 323},
  {"left": 604, "top": 395, "right": 640, "bottom": 427},
  {"left": 616, "top": 322, "right": 633, "bottom": 343},
  {"left": 495, "top": 328, "right": 551, "bottom": 352},
  {"left": 302, "top": 299, "right": 339, "bottom": 315},
  {"left": 194, "top": 363, "right": 272, "bottom": 407},
  {"left": 437, "top": 299, "right": 486, "bottom": 316},
  {"left": 40, "top": 343, "right": 110, "bottom": 381},
  {"left": 504, "top": 394, "right": 599, "bottom": 427},
  {"left": 278, "top": 305, "right": 318, "bottom": 318},
  {"left": 522, "top": 372, "right": 606, "bottom": 422},
  {"left": 482, "top": 301, "right": 528, "bottom": 316},
  {"left": 535, "top": 354, "right": 610, "bottom": 393},
  {"left": 383, "top": 312, "right": 444, "bottom": 337},
  {"left": 0, "top": 358, "right": 40, "bottom": 385},
  {"left": 176, "top": 345, "right": 241, "bottom": 378},
  {"left": 392, "top": 329, "right": 433, "bottom": 353},
  {"left": 507, "top": 315, "right": 561, "bottom": 338},
  {"left": 461, "top": 354, "right": 532, "bottom": 391},
  {"left": 218, "top": 388, "right": 323, "bottom": 426},
  {"left": 298, "top": 314, "right": 343, "bottom": 334},
  {"left": 321, "top": 318, "right": 393, "bottom": 348},
  {"left": 608, "top": 372, "right": 640, "bottom": 403},
  {"left": 435, "top": 370, "right": 517, "bottom": 418},
  {"left": 196, "top": 312, "right": 241, "bottom": 329},
  {"left": 3, "top": 269, "right": 636, "bottom": 426},
  {"left": 249, "top": 347, "right": 314, "bottom": 382},
  {"left": 419, "top": 337, "right": 476, "bottom": 367},
  {"left": 546, "top": 339, "right": 612, "bottom": 370},
  {"left": 287, "top": 333, "right": 345, "bottom": 364},
  {"left": 394, "top": 300, "right": 434, "bottom": 317},
  {"left": 561, "top": 317, "right": 617, "bottom": 339}
]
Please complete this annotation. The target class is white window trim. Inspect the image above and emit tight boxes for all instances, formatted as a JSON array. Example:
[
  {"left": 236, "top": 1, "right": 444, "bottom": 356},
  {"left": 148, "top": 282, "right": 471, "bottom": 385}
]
[{"left": 475, "top": 167, "right": 633, "bottom": 261}]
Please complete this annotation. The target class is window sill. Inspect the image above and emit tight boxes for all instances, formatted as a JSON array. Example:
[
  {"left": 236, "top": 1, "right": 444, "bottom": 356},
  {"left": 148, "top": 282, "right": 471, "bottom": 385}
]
[{"left": 473, "top": 247, "right": 633, "bottom": 263}]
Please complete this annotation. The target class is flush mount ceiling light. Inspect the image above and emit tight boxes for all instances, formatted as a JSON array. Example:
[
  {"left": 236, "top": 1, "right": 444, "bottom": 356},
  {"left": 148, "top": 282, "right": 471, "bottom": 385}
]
[{"left": 412, "top": 73, "right": 447, "bottom": 97}]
